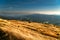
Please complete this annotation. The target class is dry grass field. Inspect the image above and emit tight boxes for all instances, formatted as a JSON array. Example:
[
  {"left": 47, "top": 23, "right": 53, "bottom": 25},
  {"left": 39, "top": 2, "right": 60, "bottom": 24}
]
[{"left": 0, "top": 19, "right": 60, "bottom": 40}]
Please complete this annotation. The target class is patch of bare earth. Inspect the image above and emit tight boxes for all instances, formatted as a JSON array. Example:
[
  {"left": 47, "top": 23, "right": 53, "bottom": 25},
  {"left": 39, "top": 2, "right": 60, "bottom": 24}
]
[{"left": 0, "top": 19, "right": 60, "bottom": 40}]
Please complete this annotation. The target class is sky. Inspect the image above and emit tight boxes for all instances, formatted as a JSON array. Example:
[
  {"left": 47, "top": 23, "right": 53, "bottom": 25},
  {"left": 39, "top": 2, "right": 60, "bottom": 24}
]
[{"left": 0, "top": 0, "right": 60, "bottom": 15}]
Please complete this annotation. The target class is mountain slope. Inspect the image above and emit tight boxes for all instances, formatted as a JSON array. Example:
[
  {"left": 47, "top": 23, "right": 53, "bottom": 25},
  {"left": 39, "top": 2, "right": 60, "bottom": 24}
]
[
  {"left": 0, "top": 19, "right": 60, "bottom": 40},
  {"left": 0, "top": 14, "right": 60, "bottom": 25}
]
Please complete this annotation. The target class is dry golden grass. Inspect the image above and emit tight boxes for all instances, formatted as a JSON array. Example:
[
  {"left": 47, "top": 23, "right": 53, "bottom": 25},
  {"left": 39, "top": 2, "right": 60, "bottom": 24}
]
[{"left": 0, "top": 19, "right": 60, "bottom": 40}]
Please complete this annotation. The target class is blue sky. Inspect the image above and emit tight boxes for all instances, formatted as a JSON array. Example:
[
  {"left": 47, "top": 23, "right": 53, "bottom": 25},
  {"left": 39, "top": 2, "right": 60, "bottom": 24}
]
[
  {"left": 0, "top": 0, "right": 60, "bottom": 15},
  {"left": 0, "top": 0, "right": 59, "bottom": 11}
]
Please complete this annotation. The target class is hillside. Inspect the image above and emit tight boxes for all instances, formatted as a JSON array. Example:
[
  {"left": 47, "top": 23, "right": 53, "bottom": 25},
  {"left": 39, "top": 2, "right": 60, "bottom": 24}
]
[
  {"left": 0, "top": 14, "right": 60, "bottom": 25},
  {"left": 0, "top": 19, "right": 60, "bottom": 40}
]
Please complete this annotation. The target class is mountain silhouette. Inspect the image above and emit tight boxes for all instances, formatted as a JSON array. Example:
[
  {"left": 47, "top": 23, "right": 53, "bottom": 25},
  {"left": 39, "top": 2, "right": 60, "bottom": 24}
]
[{"left": 0, "top": 13, "right": 60, "bottom": 25}]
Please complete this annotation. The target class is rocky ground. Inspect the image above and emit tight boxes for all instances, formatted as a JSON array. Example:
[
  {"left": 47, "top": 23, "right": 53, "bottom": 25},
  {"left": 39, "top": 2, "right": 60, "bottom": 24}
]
[{"left": 0, "top": 19, "right": 60, "bottom": 40}]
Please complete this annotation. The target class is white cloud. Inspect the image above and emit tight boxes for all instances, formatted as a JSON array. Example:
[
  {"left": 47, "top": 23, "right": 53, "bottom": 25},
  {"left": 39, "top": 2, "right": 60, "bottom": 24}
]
[
  {"left": 29, "top": 11, "right": 60, "bottom": 15},
  {"left": 1, "top": 8, "right": 60, "bottom": 15}
]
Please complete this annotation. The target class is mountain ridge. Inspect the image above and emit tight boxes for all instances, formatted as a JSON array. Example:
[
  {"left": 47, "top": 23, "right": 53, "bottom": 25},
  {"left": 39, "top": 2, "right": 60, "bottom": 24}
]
[{"left": 0, "top": 14, "right": 60, "bottom": 25}]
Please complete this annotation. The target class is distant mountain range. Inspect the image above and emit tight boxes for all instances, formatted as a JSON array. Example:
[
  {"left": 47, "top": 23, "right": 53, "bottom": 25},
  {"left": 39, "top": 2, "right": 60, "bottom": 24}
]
[{"left": 0, "top": 13, "right": 60, "bottom": 25}]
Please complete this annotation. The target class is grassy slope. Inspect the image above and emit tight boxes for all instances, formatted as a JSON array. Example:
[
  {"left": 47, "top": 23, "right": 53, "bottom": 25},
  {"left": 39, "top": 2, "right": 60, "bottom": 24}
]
[{"left": 0, "top": 19, "right": 60, "bottom": 40}]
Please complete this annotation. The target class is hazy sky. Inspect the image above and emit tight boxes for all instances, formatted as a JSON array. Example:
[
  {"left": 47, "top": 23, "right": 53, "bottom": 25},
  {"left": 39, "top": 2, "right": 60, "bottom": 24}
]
[{"left": 0, "top": 0, "right": 60, "bottom": 15}]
